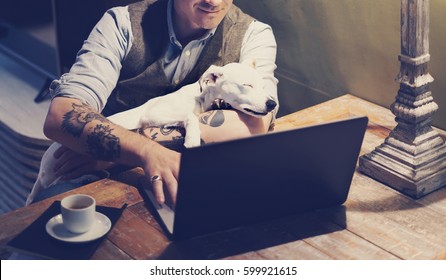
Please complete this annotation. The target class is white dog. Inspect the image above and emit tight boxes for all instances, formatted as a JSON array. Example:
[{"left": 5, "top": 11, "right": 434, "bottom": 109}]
[{"left": 26, "top": 62, "right": 277, "bottom": 204}]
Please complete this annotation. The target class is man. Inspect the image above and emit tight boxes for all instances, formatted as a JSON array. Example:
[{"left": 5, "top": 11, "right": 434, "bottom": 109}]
[{"left": 40, "top": 0, "right": 278, "bottom": 205}]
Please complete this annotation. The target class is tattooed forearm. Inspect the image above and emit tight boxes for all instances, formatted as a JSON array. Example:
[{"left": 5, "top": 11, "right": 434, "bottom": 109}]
[
  {"left": 62, "top": 103, "right": 109, "bottom": 138},
  {"left": 86, "top": 124, "right": 121, "bottom": 161},
  {"left": 199, "top": 110, "right": 225, "bottom": 127}
]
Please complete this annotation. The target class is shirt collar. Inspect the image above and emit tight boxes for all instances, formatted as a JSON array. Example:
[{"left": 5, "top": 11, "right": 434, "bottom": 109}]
[{"left": 167, "top": 0, "right": 216, "bottom": 48}]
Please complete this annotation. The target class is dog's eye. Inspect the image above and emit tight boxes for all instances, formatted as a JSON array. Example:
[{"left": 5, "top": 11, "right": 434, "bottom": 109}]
[{"left": 243, "top": 84, "right": 253, "bottom": 88}]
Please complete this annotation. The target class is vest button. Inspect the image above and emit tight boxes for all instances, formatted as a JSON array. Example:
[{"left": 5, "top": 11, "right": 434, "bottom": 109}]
[{"left": 185, "top": 50, "right": 191, "bottom": 56}]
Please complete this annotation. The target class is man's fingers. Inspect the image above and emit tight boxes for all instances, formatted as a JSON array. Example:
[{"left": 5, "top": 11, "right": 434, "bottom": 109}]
[
  {"left": 150, "top": 172, "right": 178, "bottom": 207},
  {"left": 164, "top": 174, "right": 178, "bottom": 206},
  {"left": 151, "top": 177, "right": 165, "bottom": 205}
]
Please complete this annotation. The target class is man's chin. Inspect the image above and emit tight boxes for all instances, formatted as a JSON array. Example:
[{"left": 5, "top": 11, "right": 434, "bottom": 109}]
[{"left": 198, "top": 19, "right": 223, "bottom": 30}]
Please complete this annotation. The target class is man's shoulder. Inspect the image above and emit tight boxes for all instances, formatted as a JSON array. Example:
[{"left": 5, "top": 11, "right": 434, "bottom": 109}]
[
  {"left": 226, "top": 4, "right": 254, "bottom": 24},
  {"left": 127, "top": 0, "right": 166, "bottom": 15}
]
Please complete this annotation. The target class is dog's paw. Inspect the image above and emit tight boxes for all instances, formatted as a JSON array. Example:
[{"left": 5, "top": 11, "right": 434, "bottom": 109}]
[{"left": 184, "top": 135, "right": 201, "bottom": 148}]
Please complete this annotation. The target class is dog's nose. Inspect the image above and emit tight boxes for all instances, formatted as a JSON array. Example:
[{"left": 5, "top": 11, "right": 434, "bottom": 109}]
[{"left": 266, "top": 99, "right": 277, "bottom": 112}]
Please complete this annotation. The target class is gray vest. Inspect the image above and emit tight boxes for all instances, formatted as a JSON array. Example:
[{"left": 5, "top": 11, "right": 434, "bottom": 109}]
[{"left": 103, "top": 0, "right": 253, "bottom": 116}]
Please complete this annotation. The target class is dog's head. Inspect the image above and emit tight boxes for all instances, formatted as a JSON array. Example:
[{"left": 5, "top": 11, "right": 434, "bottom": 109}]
[{"left": 198, "top": 62, "right": 277, "bottom": 117}]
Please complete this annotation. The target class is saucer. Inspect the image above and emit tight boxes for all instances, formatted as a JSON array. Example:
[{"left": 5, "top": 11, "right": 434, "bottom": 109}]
[{"left": 46, "top": 212, "right": 112, "bottom": 243}]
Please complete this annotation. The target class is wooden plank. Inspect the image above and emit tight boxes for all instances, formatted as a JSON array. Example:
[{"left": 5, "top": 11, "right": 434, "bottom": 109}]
[
  {"left": 275, "top": 94, "right": 397, "bottom": 132},
  {"left": 166, "top": 227, "right": 273, "bottom": 260},
  {"left": 132, "top": 210, "right": 343, "bottom": 260},
  {"left": 106, "top": 208, "right": 171, "bottom": 260},
  {"left": 349, "top": 173, "right": 446, "bottom": 245},
  {"left": 128, "top": 202, "right": 164, "bottom": 234},
  {"left": 223, "top": 251, "right": 265, "bottom": 260},
  {"left": 92, "top": 239, "right": 133, "bottom": 260},
  {"left": 75, "top": 179, "right": 143, "bottom": 208},
  {"left": 319, "top": 198, "right": 444, "bottom": 259},
  {"left": 256, "top": 240, "right": 333, "bottom": 260},
  {"left": 339, "top": 172, "right": 446, "bottom": 259},
  {"left": 341, "top": 94, "right": 397, "bottom": 130},
  {"left": 173, "top": 209, "right": 398, "bottom": 260},
  {"left": 274, "top": 97, "right": 350, "bottom": 131},
  {"left": 416, "top": 187, "right": 446, "bottom": 215},
  {"left": 359, "top": 123, "right": 391, "bottom": 155},
  {"left": 279, "top": 211, "right": 399, "bottom": 260},
  {"left": 301, "top": 231, "right": 399, "bottom": 259}
]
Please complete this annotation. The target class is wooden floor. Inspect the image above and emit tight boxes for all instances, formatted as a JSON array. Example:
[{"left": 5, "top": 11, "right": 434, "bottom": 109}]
[{"left": 0, "top": 95, "right": 445, "bottom": 260}]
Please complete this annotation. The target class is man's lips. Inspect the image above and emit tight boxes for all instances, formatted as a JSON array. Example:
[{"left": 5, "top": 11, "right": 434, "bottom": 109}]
[{"left": 197, "top": 6, "right": 222, "bottom": 14}]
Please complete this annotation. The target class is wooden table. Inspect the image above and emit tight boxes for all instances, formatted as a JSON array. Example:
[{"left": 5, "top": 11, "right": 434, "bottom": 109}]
[{"left": 1, "top": 94, "right": 445, "bottom": 260}]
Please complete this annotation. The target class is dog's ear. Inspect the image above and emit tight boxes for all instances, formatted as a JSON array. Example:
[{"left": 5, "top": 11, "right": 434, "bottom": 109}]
[{"left": 199, "top": 65, "right": 224, "bottom": 92}]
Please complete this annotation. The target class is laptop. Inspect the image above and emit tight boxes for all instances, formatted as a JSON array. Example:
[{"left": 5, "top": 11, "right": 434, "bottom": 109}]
[{"left": 140, "top": 116, "right": 368, "bottom": 240}]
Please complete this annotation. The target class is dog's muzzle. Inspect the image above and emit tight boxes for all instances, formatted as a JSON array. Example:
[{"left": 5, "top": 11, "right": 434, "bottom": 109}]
[{"left": 243, "top": 99, "right": 277, "bottom": 116}]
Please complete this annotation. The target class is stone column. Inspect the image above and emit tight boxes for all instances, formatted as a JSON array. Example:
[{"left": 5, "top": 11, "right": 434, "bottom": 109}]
[{"left": 359, "top": 0, "right": 446, "bottom": 198}]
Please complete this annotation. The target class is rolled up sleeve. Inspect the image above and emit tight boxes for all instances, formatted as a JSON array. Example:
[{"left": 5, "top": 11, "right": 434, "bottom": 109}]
[{"left": 50, "top": 6, "right": 133, "bottom": 112}]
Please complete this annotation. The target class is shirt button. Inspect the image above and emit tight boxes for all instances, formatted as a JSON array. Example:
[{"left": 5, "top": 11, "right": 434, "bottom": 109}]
[
  {"left": 185, "top": 50, "right": 191, "bottom": 56},
  {"left": 175, "top": 79, "right": 179, "bottom": 84}
]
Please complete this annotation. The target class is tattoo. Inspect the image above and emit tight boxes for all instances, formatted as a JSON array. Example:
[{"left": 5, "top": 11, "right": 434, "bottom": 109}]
[
  {"left": 141, "top": 126, "right": 186, "bottom": 141},
  {"left": 161, "top": 126, "right": 186, "bottom": 137},
  {"left": 149, "top": 128, "right": 159, "bottom": 141},
  {"left": 86, "top": 124, "right": 120, "bottom": 161},
  {"left": 62, "top": 103, "right": 109, "bottom": 138},
  {"left": 136, "top": 126, "right": 186, "bottom": 152},
  {"left": 199, "top": 110, "right": 225, "bottom": 127}
]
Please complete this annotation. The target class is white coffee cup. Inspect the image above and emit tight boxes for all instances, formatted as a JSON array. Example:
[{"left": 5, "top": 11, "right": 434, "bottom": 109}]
[{"left": 61, "top": 194, "right": 96, "bottom": 234}]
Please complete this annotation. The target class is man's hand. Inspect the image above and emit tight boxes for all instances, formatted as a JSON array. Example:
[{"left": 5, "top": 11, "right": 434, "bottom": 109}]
[
  {"left": 52, "top": 134, "right": 181, "bottom": 207},
  {"left": 53, "top": 145, "right": 113, "bottom": 180},
  {"left": 136, "top": 109, "right": 271, "bottom": 207},
  {"left": 139, "top": 141, "right": 181, "bottom": 206}
]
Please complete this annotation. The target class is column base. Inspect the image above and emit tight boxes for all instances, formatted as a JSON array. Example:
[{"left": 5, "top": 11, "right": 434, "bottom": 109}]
[{"left": 358, "top": 142, "right": 446, "bottom": 199}]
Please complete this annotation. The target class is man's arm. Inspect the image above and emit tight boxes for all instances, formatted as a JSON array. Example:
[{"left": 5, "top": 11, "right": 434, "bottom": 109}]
[
  {"left": 199, "top": 109, "right": 272, "bottom": 143},
  {"left": 139, "top": 109, "right": 272, "bottom": 148},
  {"left": 44, "top": 96, "right": 181, "bottom": 205}
]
